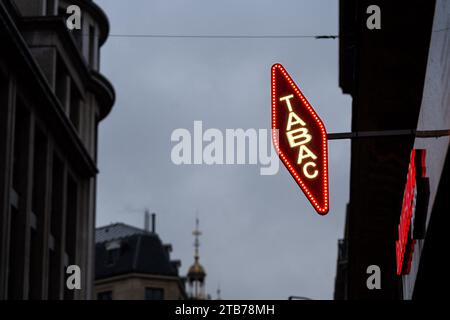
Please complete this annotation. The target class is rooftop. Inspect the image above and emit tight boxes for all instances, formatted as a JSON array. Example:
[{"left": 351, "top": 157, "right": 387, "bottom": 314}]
[
  {"left": 95, "top": 223, "right": 181, "bottom": 280},
  {"left": 96, "top": 222, "right": 148, "bottom": 243}
]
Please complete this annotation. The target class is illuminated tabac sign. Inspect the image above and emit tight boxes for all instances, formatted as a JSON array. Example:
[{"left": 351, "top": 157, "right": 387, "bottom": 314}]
[
  {"left": 396, "top": 149, "right": 429, "bottom": 276},
  {"left": 271, "top": 63, "right": 329, "bottom": 215}
]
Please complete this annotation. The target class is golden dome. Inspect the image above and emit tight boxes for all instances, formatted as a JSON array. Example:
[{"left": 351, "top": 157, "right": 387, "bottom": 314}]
[{"left": 187, "top": 259, "right": 206, "bottom": 281}]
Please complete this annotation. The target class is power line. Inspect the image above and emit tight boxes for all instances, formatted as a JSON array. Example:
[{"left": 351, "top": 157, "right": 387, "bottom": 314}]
[
  {"left": 101, "top": 26, "right": 449, "bottom": 40},
  {"left": 71, "top": 25, "right": 449, "bottom": 40},
  {"left": 107, "top": 33, "right": 339, "bottom": 39}
]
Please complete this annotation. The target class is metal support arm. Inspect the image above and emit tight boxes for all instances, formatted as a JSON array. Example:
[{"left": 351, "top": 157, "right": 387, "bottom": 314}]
[{"left": 327, "top": 129, "right": 450, "bottom": 140}]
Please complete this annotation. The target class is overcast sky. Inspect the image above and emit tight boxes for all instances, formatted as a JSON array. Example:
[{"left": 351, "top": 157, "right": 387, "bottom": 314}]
[{"left": 95, "top": 0, "right": 352, "bottom": 300}]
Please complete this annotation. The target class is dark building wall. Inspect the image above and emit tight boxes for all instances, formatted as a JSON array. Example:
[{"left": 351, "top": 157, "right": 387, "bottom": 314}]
[
  {"left": 403, "top": 0, "right": 450, "bottom": 298},
  {"left": 0, "top": 0, "right": 114, "bottom": 299},
  {"left": 336, "top": 0, "right": 436, "bottom": 299}
]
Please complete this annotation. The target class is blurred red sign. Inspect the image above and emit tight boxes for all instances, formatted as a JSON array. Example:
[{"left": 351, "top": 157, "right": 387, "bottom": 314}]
[
  {"left": 396, "top": 149, "right": 428, "bottom": 275},
  {"left": 271, "top": 64, "right": 329, "bottom": 215}
]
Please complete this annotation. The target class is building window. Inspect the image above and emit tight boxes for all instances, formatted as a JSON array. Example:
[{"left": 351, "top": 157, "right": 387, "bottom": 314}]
[
  {"left": 145, "top": 288, "right": 164, "bottom": 300},
  {"left": 48, "top": 154, "right": 64, "bottom": 300},
  {"left": 57, "top": 5, "right": 66, "bottom": 18},
  {"left": 12, "top": 100, "right": 27, "bottom": 193},
  {"left": 105, "top": 240, "right": 122, "bottom": 266},
  {"left": 55, "top": 56, "right": 69, "bottom": 111},
  {"left": 106, "top": 248, "right": 120, "bottom": 266},
  {"left": 64, "top": 175, "right": 78, "bottom": 300},
  {"left": 69, "top": 86, "right": 81, "bottom": 131},
  {"left": 97, "top": 291, "right": 113, "bottom": 300},
  {"left": 46, "top": 0, "right": 56, "bottom": 15},
  {"left": 89, "top": 25, "right": 96, "bottom": 67}
]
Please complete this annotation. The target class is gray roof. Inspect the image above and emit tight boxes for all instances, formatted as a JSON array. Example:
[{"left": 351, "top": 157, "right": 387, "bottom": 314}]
[
  {"left": 95, "top": 223, "right": 181, "bottom": 280},
  {"left": 96, "top": 223, "right": 147, "bottom": 243}
]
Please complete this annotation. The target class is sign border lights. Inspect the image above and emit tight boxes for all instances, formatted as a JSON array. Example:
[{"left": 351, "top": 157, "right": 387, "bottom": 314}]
[
  {"left": 271, "top": 63, "right": 329, "bottom": 215},
  {"left": 396, "top": 149, "right": 429, "bottom": 276}
]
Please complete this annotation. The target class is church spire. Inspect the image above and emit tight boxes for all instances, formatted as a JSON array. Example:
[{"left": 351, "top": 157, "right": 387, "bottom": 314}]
[
  {"left": 216, "top": 284, "right": 222, "bottom": 300},
  {"left": 187, "top": 217, "right": 207, "bottom": 299},
  {"left": 193, "top": 217, "right": 201, "bottom": 262}
]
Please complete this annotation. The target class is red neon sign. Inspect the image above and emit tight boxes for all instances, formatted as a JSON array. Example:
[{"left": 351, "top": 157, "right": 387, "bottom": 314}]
[
  {"left": 271, "top": 63, "right": 329, "bottom": 215},
  {"left": 396, "top": 149, "right": 427, "bottom": 275}
]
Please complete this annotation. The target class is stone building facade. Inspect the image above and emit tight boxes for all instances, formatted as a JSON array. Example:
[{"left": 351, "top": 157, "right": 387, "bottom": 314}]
[
  {"left": 95, "top": 221, "right": 186, "bottom": 300},
  {"left": 0, "top": 0, "right": 114, "bottom": 299}
]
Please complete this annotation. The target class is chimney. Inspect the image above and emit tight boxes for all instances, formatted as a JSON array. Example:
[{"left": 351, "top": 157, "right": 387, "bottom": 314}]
[
  {"left": 152, "top": 213, "right": 156, "bottom": 233},
  {"left": 144, "top": 210, "right": 150, "bottom": 232}
]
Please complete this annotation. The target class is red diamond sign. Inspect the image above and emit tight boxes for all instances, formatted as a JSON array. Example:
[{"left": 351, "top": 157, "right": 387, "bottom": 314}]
[{"left": 271, "top": 63, "right": 329, "bottom": 215}]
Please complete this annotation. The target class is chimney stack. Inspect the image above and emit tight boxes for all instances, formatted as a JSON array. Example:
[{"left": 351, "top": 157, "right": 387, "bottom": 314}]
[
  {"left": 152, "top": 213, "right": 156, "bottom": 233},
  {"left": 144, "top": 209, "right": 150, "bottom": 232}
]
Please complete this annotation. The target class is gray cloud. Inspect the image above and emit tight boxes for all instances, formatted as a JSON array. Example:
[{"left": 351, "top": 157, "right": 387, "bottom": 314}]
[{"left": 95, "top": 0, "right": 352, "bottom": 299}]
